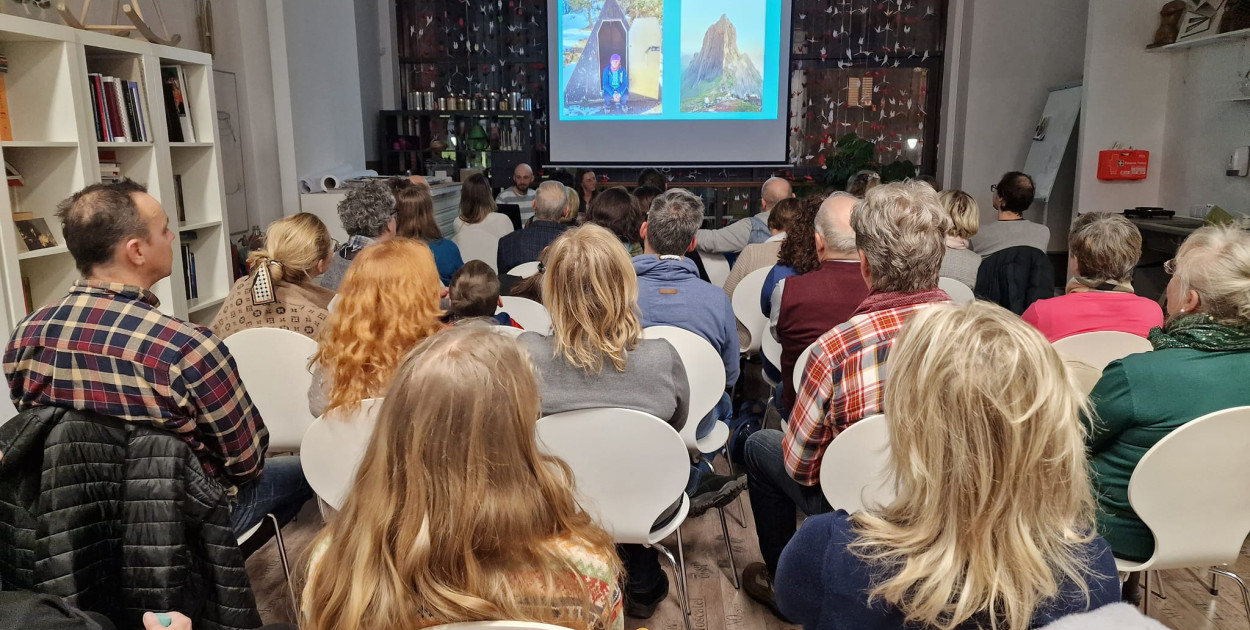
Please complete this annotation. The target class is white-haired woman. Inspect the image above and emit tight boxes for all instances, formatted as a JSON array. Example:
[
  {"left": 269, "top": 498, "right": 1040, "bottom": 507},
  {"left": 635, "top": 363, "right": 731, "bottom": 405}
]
[{"left": 776, "top": 301, "right": 1120, "bottom": 629}]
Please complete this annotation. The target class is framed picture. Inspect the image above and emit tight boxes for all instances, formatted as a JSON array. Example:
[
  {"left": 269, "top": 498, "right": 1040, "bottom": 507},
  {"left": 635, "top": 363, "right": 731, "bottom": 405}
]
[
  {"left": 1177, "top": 0, "right": 1228, "bottom": 41},
  {"left": 15, "top": 218, "right": 57, "bottom": 252}
]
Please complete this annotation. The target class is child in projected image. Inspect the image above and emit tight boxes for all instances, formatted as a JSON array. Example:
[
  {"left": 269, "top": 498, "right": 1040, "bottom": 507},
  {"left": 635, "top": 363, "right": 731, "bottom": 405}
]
[{"left": 601, "top": 53, "right": 629, "bottom": 112}]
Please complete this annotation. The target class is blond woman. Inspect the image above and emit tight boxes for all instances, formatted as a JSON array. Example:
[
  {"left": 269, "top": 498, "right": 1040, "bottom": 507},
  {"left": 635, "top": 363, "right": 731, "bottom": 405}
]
[
  {"left": 303, "top": 326, "right": 623, "bottom": 630},
  {"left": 210, "top": 212, "right": 336, "bottom": 340},
  {"left": 307, "top": 239, "right": 443, "bottom": 417},
  {"left": 776, "top": 301, "right": 1120, "bottom": 629},
  {"left": 937, "top": 189, "right": 982, "bottom": 290}
]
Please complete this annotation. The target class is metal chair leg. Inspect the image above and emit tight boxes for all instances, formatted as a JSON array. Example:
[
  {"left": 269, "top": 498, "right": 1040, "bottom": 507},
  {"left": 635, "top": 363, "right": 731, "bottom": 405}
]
[
  {"left": 1211, "top": 568, "right": 1220, "bottom": 596},
  {"left": 675, "top": 526, "right": 689, "bottom": 614},
  {"left": 266, "top": 513, "right": 298, "bottom": 620},
  {"left": 1142, "top": 571, "right": 1151, "bottom": 616},
  {"left": 1208, "top": 567, "right": 1250, "bottom": 626},
  {"left": 652, "top": 541, "right": 692, "bottom": 630},
  {"left": 722, "top": 445, "right": 748, "bottom": 527},
  {"left": 1151, "top": 572, "right": 1168, "bottom": 600},
  {"left": 717, "top": 507, "right": 740, "bottom": 589}
]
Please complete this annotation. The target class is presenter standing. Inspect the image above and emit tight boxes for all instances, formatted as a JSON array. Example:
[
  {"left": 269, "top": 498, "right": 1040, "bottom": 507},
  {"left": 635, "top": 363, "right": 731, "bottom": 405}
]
[{"left": 602, "top": 54, "right": 630, "bottom": 112}]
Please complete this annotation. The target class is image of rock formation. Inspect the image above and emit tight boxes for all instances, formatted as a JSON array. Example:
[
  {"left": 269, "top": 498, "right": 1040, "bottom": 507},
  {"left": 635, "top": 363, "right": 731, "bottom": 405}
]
[{"left": 680, "top": 13, "right": 764, "bottom": 113}]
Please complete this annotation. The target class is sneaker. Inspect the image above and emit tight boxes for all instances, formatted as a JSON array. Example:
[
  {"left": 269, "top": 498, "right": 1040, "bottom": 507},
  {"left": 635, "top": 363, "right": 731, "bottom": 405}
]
[
  {"left": 688, "top": 472, "right": 747, "bottom": 518},
  {"left": 742, "top": 562, "right": 792, "bottom": 622},
  {"left": 624, "top": 571, "right": 669, "bottom": 619}
]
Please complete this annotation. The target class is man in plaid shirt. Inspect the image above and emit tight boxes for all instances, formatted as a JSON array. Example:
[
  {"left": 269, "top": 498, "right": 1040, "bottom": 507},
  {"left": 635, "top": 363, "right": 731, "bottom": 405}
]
[
  {"left": 740, "top": 181, "right": 954, "bottom": 619},
  {"left": 4, "top": 180, "right": 312, "bottom": 536}
]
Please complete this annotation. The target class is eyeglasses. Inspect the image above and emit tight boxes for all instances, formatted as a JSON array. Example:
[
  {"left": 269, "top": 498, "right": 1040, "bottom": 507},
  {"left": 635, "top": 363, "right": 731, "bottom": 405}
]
[
  {"left": 989, "top": 184, "right": 998, "bottom": 193},
  {"left": 1164, "top": 258, "right": 1177, "bottom": 275}
]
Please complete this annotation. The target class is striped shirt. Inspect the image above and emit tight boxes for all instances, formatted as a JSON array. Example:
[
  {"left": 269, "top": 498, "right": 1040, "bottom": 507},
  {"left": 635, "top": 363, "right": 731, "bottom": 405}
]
[{"left": 3, "top": 280, "right": 267, "bottom": 487}]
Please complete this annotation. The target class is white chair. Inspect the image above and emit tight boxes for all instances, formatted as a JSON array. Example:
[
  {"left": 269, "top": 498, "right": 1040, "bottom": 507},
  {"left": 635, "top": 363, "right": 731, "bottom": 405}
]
[
  {"left": 300, "top": 398, "right": 384, "bottom": 511},
  {"left": 1116, "top": 406, "right": 1250, "bottom": 621},
  {"left": 497, "top": 296, "right": 552, "bottom": 334},
  {"left": 1051, "top": 331, "right": 1153, "bottom": 372},
  {"left": 327, "top": 293, "right": 340, "bottom": 312},
  {"left": 454, "top": 227, "right": 501, "bottom": 272},
  {"left": 643, "top": 325, "right": 727, "bottom": 455},
  {"left": 760, "top": 327, "right": 782, "bottom": 388},
  {"left": 818, "top": 414, "right": 895, "bottom": 513},
  {"left": 507, "top": 261, "right": 541, "bottom": 278},
  {"left": 221, "top": 328, "right": 319, "bottom": 452},
  {"left": 491, "top": 325, "right": 525, "bottom": 338},
  {"left": 429, "top": 623, "right": 570, "bottom": 630},
  {"left": 730, "top": 267, "right": 772, "bottom": 354},
  {"left": 536, "top": 409, "right": 695, "bottom": 630},
  {"left": 938, "top": 277, "right": 975, "bottom": 304},
  {"left": 793, "top": 341, "right": 818, "bottom": 397},
  {"left": 701, "top": 252, "right": 731, "bottom": 288}
]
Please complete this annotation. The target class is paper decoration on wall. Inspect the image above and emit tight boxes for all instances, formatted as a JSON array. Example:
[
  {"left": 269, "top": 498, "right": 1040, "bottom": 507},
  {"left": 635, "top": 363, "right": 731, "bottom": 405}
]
[{"left": 1176, "top": 0, "right": 1228, "bottom": 41}]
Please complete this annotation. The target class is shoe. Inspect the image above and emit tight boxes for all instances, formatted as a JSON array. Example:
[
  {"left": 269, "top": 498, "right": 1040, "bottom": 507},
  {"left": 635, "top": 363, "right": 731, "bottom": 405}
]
[
  {"left": 624, "top": 571, "right": 669, "bottom": 619},
  {"left": 742, "top": 562, "right": 792, "bottom": 622},
  {"left": 688, "top": 471, "right": 747, "bottom": 518}
]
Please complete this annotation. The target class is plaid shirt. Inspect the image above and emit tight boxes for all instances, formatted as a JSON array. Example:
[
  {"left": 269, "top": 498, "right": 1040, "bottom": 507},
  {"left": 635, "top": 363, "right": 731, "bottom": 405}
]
[
  {"left": 4, "top": 281, "right": 267, "bottom": 487},
  {"left": 783, "top": 300, "right": 943, "bottom": 486}
]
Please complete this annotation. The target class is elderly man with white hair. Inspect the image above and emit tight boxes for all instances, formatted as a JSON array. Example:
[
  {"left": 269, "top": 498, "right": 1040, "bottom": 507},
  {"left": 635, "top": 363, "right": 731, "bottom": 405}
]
[
  {"left": 496, "top": 180, "right": 570, "bottom": 274},
  {"left": 495, "top": 163, "right": 536, "bottom": 210}
]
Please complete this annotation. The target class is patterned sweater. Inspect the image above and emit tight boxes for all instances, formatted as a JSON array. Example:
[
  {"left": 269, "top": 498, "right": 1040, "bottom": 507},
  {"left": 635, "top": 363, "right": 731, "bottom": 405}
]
[{"left": 210, "top": 275, "right": 335, "bottom": 340}]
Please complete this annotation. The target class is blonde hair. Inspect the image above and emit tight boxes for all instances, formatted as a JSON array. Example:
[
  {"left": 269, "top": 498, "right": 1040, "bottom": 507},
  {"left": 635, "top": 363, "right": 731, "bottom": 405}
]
[
  {"left": 850, "top": 301, "right": 1099, "bottom": 630},
  {"left": 851, "top": 180, "right": 951, "bottom": 292},
  {"left": 541, "top": 224, "right": 642, "bottom": 373},
  {"left": 311, "top": 240, "right": 444, "bottom": 412},
  {"left": 563, "top": 187, "right": 581, "bottom": 224},
  {"left": 938, "top": 189, "right": 979, "bottom": 240},
  {"left": 1173, "top": 225, "right": 1250, "bottom": 327},
  {"left": 303, "top": 326, "right": 619, "bottom": 630},
  {"left": 246, "top": 213, "right": 333, "bottom": 283}
]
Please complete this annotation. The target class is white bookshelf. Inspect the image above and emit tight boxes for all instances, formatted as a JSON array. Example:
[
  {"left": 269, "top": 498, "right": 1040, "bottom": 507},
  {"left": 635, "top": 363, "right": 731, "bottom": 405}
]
[{"left": 0, "top": 14, "right": 233, "bottom": 329}]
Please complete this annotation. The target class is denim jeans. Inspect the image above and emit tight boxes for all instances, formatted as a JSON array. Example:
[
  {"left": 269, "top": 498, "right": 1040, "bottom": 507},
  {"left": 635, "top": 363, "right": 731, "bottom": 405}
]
[
  {"left": 229, "top": 455, "right": 314, "bottom": 537},
  {"left": 744, "top": 429, "right": 830, "bottom": 575}
]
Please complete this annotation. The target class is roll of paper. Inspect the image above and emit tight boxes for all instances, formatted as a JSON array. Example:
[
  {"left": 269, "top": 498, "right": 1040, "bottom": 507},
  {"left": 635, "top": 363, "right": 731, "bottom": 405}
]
[
  {"left": 299, "top": 165, "right": 353, "bottom": 194},
  {"left": 321, "top": 169, "right": 379, "bottom": 190}
]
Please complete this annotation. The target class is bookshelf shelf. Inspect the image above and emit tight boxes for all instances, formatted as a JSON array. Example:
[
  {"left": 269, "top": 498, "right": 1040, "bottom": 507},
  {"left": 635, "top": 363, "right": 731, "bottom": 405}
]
[
  {"left": 186, "top": 294, "right": 226, "bottom": 314},
  {"left": 98, "top": 141, "right": 153, "bottom": 148},
  {"left": 1148, "top": 28, "right": 1250, "bottom": 52},
  {"left": 1, "top": 141, "right": 78, "bottom": 148},
  {"left": 16, "top": 245, "right": 68, "bottom": 260},
  {"left": 178, "top": 219, "right": 220, "bottom": 231},
  {"left": 170, "top": 142, "right": 213, "bottom": 148}
]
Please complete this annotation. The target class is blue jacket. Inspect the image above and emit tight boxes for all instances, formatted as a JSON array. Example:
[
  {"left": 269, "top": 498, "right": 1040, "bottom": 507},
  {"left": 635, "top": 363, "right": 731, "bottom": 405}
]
[
  {"left": 602, "top": 66, "right": 628, "bottom": 96},
  {"left": 427, "top": 238, "right": 464, "bottom": 286},
  {"left": 633, "top": 255, "right": 739, "bottom": 387}
]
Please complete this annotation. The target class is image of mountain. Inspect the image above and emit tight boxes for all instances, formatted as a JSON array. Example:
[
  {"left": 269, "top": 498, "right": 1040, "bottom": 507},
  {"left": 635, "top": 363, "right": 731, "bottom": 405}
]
[{"left": 680, "top": 13, "right": 764, "bottom": 113}]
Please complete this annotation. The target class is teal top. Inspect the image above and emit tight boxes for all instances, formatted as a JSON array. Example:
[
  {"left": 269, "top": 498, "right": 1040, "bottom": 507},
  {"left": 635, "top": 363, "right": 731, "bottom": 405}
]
[{"left": 1085, "top": 345, "right": 1250, "bottom": 561}]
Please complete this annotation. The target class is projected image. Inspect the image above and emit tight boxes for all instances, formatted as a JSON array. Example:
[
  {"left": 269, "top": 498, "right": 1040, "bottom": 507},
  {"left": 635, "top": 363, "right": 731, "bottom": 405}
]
[
  {"left": 561, "top": 0, "right": 664, "bottom": 117},
  {"left": 680, "top": 0, "right": 766, "bottom": 114}
]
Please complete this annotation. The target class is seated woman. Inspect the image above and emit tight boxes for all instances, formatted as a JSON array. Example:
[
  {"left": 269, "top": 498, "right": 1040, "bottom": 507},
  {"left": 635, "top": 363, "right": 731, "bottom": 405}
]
[
  {"left": 584, "top": 186, "right": 644, "bottom": 256},
  {"left": 302, "top": 326, "right": 623, "bottom": 630},
  {"left": 724, "top": 197, "right": 802, "bottom": 297},
  {"left": 389, "top": 177, "right": 463, "bottom": 285},
  {"left": 776, "top": 301, "right": 1121, "bottom": 629},
  {"left": 454, "top": 172, "right": 514, "bottom": 239},
  {"left": 1086, "top": 226, "right": 1250, "bottom": 573},
  {"left": 760, "top": 196, "right": 822, "bottom": 317},
  {"left": 210, "top": 212, "right": 336, "bottom": 340},
  {"left": 1023, "top": 213, "right": 1163, "bottom": 341},
  {"left": 937, "top": 190, "right": 982, "bottom": 290},
  {"left": 308, "top": 239, "right": 444, "bottom": 417}
]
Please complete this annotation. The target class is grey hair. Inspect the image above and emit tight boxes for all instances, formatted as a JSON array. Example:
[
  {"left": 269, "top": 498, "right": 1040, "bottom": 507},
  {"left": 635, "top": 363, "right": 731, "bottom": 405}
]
[
  {"left": 1173, "top": 225, "right": 1250, "bottom": 327},
  {"left": 761, "top": 176, "right": 793, "bottom": 208},
  {"left": 337, "top": 181, "right": 395, "bottom": 238},
  {"left": 1068, "top": 213, "right": 1141, "bottom": 283},
  {"left": 533, "top": 181, "right": 567, "bottom": 221},
  {"left": 850, "top": 180, "right": 951, "bottom": 292},
  {"left": 816, "top": 192, "right": 858, "bottom": 254},
  {"left": 646, "top": 188, "right": 704, "bottom": 256}
]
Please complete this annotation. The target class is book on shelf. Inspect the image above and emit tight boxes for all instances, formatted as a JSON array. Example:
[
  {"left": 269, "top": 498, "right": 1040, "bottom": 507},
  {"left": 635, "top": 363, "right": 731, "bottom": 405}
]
[
  {"left": 99, "top": 150, "right": 121, "bottom": 184},
  {"left": 181, "top": 242, "right": 195, "bottom": 300},
  {"left": 160, "top": 65, "right": 195, "bottom": 143},
  {"left": 21, "top": 275, "right": 31, "bottom": 314},
  {"left": 0, "top": 53, "right": 11, "bottom": 142},
  {"left": 87, "top": 73, "right": 149, "bottom": 142},
  {"left": 15, "top": 218, "right": 57, "bottom": 253},
  {"left": 5, "top": 160, "right": 21, "bottom": 187},
  {"left": 173, "top": 173, "right": 186, "bottom": 222}
]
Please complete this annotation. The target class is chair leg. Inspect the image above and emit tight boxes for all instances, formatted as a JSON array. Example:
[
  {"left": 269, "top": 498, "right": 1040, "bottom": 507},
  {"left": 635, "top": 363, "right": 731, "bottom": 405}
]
[
  {"left": 676, "top": 526, "right": 689, "bottom": 615},
  {"left": 266, "top": 513, "right": 298, "bottom": 620},
  {"left": 1142, "top": 571, "right": 1150, "bottom": 616},
  {"left": 1211, "top": 568, "right": 1221, "bottom": 596},
  {"left": 1151, "top": 572, "right": 1168, "bottom": 600},
  {"left": 717, "top": 507, "right": 740, "bottom": 589},
  {"left": 652, "top": 541, "right": 692, "bottom": 630},
  {"left": 722, "top": 445, "right": 748, "bottom": 527},
  {"left": 1208, "top": 567, "right": 1250, "bottom": 626}
]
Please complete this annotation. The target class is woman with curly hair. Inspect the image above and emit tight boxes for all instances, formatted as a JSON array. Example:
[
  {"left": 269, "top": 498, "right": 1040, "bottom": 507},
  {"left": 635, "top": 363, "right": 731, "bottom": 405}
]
[
  {"left": 307, "top": 239, "right": 444, "bottom": 417},
  {"left": 760, "top": 195, "right": 823, "bottom": 316},
  {"left": 585, "top": 186, "right": 644, "bottom": 256}
]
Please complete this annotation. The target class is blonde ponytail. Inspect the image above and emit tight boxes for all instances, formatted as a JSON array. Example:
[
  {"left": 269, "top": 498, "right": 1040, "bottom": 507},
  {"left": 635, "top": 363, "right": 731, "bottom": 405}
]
[{"left": 247, "top": 213, "right": 334, "bottom": 284}]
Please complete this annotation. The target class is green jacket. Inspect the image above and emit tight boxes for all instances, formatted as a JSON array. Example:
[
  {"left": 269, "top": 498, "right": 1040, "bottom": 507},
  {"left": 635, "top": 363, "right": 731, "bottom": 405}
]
[{"left": 1084, "top": 346, "right": 1250, "bottom": 562}]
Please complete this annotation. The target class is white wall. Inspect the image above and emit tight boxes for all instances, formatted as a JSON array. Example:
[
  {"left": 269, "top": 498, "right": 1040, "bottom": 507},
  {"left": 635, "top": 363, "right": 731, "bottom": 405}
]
[{"left": 355, "top": 0, "right": 382, "bottom": 164}]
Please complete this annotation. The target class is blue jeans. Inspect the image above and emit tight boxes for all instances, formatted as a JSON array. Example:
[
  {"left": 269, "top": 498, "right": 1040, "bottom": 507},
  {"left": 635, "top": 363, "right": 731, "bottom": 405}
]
[
  {"left": 229, "top": 456, "right": 314, "bottom": 537},
  {"left": 602, "top": 91, "right": 629, "bottom": 108},
  {"left": 744, "top": 429, "right": 830, "bottom": 575}
]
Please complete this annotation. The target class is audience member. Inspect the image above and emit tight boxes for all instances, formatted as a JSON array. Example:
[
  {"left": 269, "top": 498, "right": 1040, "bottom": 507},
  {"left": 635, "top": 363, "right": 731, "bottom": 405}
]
[
  {"left": 445, "top": 260, "right": 520, "bottom": 328},
  {"left": 723, "top": 197, "right": 801, "bottom": 297},
  {"left": 308, "top": 239, "right": 444, "bottom": 418},
  {"left": 495, "top": 163, "right": 536, "bottom": 210},
  {"left": 741, "top": 181, "right": 952, "bottom": 616},
  {"left": 696, "top": 176, "right": 794, "bottom": 254},
  {"left": 761, "top": 197, "right": 822, "bottom": 316},
  {"left": 637, "top": 167, "right": 667, "bottom": 190},
  {"left": 389, "top": 178, "right": 464, "bottom": 284},
  {"left": 518, "top": 224, "right": 744, "bottom": 618},
  {"left": 632, "top": 185, "right": 664, "bottom": 214},
  {"left": 586, "top": 186, "right": 644, "bottom": 256},
  {"left": 4, "top": 180, "right": 310, "bottom": 536},
  {"left": 937, "top": 189, "right": 982, "bottom": 289},
  {"left": 970, "top": 171, "right": 1049, "bottom": 255},
  {"left": 497, "top": 180, "right": 570, "bottom": 274},
  {"left": 1085, "top": 226, "right": 1250, "bottom": 597},
  {"left": 776, "top": 302, "right": 1120, "bottom": 628},
  {"left": 917, "top": 173, "right": 942, "bottom": 192},
  {"left": 320, "top": 180, "right": 396, "bottom": 291},
  {"left": 455, "top": 172, "right": 514, "bottom": 239},
  {"left": 562, "top": 186, "right": 582, "bottom": 225},
  {"left": 303, "top": 326, "right": 623, "bottom": 630},
  {"left": 846, "top": 170, "right": 881, "bottom": 198},
  {"left": 1024, "top": 213, "right": 1163, "bottom": 341},
  {"left": 578, "top": 169, "right": 598, "bottom": 212},
  {"left": 769, "top": 193, "right": 871, "bottom": 416},
  {"left": 211, "top": 212, "right": 336, "bottom": 340}
]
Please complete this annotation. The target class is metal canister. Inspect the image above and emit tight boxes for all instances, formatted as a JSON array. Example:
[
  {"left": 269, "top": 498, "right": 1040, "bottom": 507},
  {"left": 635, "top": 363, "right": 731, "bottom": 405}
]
[{"left": 437, "top": 97, "right": 446, "bottom": 110}]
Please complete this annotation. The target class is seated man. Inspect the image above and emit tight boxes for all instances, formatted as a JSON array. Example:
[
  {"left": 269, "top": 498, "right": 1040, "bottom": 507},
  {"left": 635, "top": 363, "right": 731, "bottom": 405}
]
[
  {"left": 320, "top": 180, "right": 397, "bottom": 291},
  {"left": 494, "top": 163, "right": 536, "bottom": 211},
  {"left": 496, "top": 180, "right": 569, "bottom": 274},
  {"left": 696, "top": 176, "right": 794, "bottom": 254},
  {"left": 741, "top": 180, "right": 953, "bottom": 619},
  {"left": 601, "top": 54, "right": 629, "bottom": 111},
  {"left": 3, "top": 180, "right": 311, "bottom": 536},
  {"left": 970, "top": 171, "right": 1050, "bottom": 256}
]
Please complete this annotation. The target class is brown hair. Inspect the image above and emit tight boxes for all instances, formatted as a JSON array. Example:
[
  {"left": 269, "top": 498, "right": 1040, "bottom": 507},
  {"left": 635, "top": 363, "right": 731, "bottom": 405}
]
[
  {"left": 447, "top": 260, "right": 501, "bottom": 321},
  {"left": 767, "top": 197, "right": 803, "bottom": 233},
  {"left": 586, "top": 186, "right": 642, "bottom": 247},
  {"left": 389, "top": 178, "right": 443, "bottom": 241},
  {"left": 458, "top": 173, "right": 497, "bottom": 224},
  {"left": 777, "top": 196, "right": 823, "bottom": 274}
]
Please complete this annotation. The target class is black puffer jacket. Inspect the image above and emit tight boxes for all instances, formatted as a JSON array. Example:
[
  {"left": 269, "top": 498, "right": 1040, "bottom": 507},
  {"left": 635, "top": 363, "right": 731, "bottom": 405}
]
[
  {"left": 0, "top": 407, "right": 262, "bottom": 630},
  {"left": 974, "top": 245, "right": 1056, "bottom": 315}
]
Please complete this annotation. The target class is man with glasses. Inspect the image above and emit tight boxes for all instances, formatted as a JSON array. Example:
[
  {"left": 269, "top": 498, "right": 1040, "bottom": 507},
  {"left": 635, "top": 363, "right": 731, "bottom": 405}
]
[
  {"left": 319, "top": 180, "right": 398, "bottom": 291},
  {"left": 970, "top": 171, "right": 1050, "bottom": 256}
]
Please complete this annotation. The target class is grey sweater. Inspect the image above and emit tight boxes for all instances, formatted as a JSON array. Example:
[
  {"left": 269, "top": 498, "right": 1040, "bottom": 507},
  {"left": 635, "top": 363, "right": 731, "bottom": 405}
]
[
  {"left": 940, "top": 246, "right": 982, "bottom": 289},
  {"left": 969, "top": 219, "right": 1051, "bottom": 256},
  {"left": 519, "top": 332, "right": 690, "bottom": 431}
]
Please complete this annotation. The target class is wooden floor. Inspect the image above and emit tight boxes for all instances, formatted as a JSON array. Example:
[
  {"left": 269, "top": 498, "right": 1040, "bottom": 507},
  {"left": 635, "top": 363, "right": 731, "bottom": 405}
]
[{"left": 244, "top": 494, "right": 1250, "bottom": 630}]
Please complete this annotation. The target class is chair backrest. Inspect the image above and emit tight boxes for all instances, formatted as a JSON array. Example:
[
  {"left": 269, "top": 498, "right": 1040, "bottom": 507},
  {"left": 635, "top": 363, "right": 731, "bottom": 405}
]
[
  {"left": 1051, "top": 331, "right": 1153, "bottom": 371},
  {"left": 454, "top": 227, "right": 501, "bottom": 272},
  {"left": 496, "top": 203, "right": 524, "bottom": 231},
  {"left": 938, "top": 277, "right": 975, "bottom": 304},
  {"left": 299, "top": 398, "right": 384, "bottom": 511},
  {"left": 507, "top": 261, "right": 541, "bottom": 278},
  {"left": 491, "top": 324, "right": 526, "bottom": 338},
  {"left": 497, "top": 296, "right": 552, "bottom": 333},
  {"left": 818, "top": 414, "right": 896, "bottom": 513},
  {"left": 1125, "top": 406, "right": 1250, "bottom": 569},
  {"left": 221, "top": 327, "right": 320, "bottom": 452},
  {"left": 535, "top": 408, "right": 688, "bottom": 544},
  {"left": 701, "top": 252, "right": 731, "bottom": 288},
  {"left": 429, "top": 622, "right": 571, "bottom": 630},
  {"left": 793, "top": 341, "right": 818, "bottom": 395},
  {"left": 643, "top": 325, "right": 726, "bottom": 449},
  {"left": 327, "top": 293, "right": 340, "bottom": 312},
  {"left": 731, "top": 267, "right": 773, "bottom": 353},
  {"left": 761, "top": 327, "right": 782, "bottom": 372}
]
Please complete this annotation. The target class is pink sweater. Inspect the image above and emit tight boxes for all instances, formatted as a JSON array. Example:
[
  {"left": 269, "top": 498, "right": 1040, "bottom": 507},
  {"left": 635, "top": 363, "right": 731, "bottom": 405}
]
[{"left": 1022, "top": 292, "right": 1164, "bottom": 342}]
